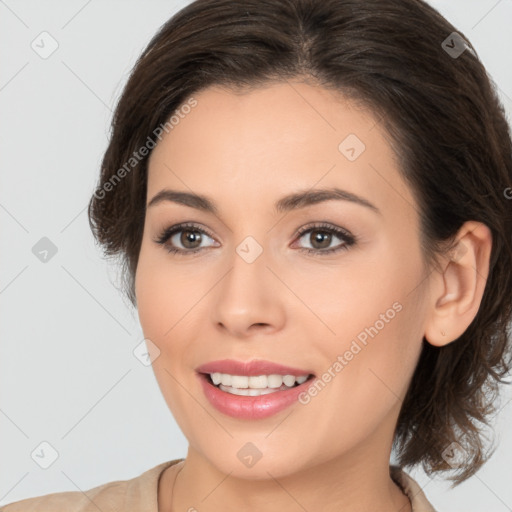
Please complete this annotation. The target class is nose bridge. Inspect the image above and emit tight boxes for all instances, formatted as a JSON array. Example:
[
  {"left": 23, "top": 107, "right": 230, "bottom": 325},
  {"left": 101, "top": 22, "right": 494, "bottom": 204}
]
[
  {"left": 223, "top": 233, "right": 271, "bottom": 304},
  {"left": 211, "top": 231, "right": 286, "bottom": 335}
]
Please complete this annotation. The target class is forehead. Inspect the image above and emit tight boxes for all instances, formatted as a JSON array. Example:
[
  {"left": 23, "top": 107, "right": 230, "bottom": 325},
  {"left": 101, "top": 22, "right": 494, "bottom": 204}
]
[{"left": 146, "top": 81, "right": 416, "bottom": 220}]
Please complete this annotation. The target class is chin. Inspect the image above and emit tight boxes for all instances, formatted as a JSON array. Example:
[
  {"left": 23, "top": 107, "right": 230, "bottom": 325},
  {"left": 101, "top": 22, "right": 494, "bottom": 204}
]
[{"left": 202, "top": 445, "right": 311, "bottom": 481}]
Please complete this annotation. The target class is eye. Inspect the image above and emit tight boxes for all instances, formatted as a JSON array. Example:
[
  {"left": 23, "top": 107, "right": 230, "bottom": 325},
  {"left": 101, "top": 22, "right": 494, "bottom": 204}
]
[
  {"left": 154, "top": 222, "right": 219, "bottom": 255},
  {"left": 154, "top": 221, "right": 356, "bottom": 257},
  {"left": 293, "top": 222, "right": 356, "bottom": 255}
]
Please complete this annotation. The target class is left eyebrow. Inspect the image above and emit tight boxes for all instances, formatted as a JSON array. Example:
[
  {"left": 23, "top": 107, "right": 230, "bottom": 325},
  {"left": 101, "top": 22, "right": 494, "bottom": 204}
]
[
  {"left": 274, "top": 187, "right": 380, "bottom": 215},
  {"left": 147, "top": 187, "right": 380, "bottom": 215}
]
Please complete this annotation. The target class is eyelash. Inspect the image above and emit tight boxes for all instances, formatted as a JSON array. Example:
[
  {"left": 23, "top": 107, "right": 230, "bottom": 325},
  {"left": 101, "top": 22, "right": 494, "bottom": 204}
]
[{"left": 154, "top": 221, "right": 356, "bottom": 257}]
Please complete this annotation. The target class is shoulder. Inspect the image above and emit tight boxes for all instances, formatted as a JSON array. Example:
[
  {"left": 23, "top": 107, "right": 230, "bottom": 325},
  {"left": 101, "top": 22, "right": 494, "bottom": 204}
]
[
  {"left": 390, "top": 465, "right": 438, "bottom": 512},
  {"left": 1, "top": 459, "right": 184, "bottom": 512}
]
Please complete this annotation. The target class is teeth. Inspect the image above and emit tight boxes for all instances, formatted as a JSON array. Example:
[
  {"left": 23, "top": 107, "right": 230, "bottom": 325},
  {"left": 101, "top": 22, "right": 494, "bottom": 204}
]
[
  {"left": 248, "top": 375, "right": 267, "bottom": 388},
  {"left": 209, "top": 372, "right": 310, "bottom": 390},
  {"left": 219, "top": 385, "right": 280, "bottom": 396},
  {"left": 283, "top": 375, "right": 296, "bottom": 386},
  {"left": 231, "top": 375, "right": 249, "bottom": 388},
  {"left": 267, "top": 374, "right": 283, "bottom": 388}
]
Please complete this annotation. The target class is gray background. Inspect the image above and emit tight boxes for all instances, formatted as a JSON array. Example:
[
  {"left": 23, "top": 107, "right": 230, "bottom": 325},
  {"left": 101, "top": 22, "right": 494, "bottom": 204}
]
[{"left": 1, "top": 1, "right": 511, "bottom": 510}]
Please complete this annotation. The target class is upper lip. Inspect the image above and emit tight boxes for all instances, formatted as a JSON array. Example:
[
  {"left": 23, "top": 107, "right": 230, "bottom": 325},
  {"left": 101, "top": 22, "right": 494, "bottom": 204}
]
[{"left": 195, "top": 359, "right": 314, "bottom": 376}]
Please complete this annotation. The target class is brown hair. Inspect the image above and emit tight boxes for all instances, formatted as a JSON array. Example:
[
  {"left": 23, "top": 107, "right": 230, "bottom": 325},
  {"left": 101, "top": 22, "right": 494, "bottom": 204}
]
[{"left": 88, "top": 0, "right": 512, "bottom": 485}]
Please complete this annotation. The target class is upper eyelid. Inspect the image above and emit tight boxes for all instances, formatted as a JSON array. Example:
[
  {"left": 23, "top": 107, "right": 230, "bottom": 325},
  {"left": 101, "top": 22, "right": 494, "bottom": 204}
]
[
  {"left": 157, "top": 221, "right": 349, "bottom": 235},
  {"left": 155, "top": 222, "right": 216, "bottom": 243},
  {"left": 156, "top": 221, "right": 354, "bottom": 246}
]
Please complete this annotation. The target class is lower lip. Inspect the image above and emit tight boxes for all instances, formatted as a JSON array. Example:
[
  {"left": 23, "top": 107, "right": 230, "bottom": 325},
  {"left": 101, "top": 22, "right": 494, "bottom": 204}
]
[{"left": 197, "top": 373, "right": 315, "bottom": 420}]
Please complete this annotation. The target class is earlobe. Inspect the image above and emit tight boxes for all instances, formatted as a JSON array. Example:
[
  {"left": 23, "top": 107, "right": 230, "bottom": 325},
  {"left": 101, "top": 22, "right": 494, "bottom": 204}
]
[{"left": 424, "top": 221, "right": 492, "bottom": 347}]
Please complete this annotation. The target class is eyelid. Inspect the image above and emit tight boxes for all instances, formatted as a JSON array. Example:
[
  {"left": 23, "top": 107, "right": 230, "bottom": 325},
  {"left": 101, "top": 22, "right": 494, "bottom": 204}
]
[
  {"left": 154, "top": 221, "right": 216, "bottom": 242},
  {"left": 291, "top": 222, "right": 356, "bottom": 254},
  {"left": 294, "top": 221, "right": 354, "bottom": 242}
]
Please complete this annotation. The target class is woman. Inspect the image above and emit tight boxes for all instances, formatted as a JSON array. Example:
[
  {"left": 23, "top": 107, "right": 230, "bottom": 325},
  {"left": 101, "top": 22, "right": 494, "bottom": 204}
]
[{"left": 4, "top": 0, "right": 511, "bottom": 510}]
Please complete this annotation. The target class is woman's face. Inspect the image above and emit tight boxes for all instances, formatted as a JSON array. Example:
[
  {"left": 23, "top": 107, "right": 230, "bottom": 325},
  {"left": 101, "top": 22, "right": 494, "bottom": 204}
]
[{"left": 135, "top": 81, "right": 432, "bottom": 478}]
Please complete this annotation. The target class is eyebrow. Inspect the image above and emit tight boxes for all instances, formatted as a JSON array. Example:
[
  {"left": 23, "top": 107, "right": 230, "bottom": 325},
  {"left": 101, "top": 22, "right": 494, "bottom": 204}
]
[{"left": 147, "top": 187, "right": 380, "bottom": 215}]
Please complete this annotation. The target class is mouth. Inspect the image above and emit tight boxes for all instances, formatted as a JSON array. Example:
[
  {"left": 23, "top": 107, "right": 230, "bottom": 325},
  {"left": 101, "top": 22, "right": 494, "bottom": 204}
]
[
  {"left": 196, "top": 366, "right": 317, "bottom": 420},
  {"left": 195, "top": 359, "right": 317, "bottom": 419}
]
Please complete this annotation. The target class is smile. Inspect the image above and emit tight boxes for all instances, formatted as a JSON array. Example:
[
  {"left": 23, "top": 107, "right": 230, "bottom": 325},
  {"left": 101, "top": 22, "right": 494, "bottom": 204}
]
[{"left": 195, "top": 360, "right": 316, "bottom": 420}]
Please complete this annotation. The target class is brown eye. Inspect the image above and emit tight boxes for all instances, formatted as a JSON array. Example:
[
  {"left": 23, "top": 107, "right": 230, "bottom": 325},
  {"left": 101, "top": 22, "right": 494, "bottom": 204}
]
[
  {"left": 295, "top": 223, "right": 356, "bottom": 255},
  {"left": 308, "top": 230, "right": 333, "bottom": 250},
  {"left": 154, "top": 222, "right": 219, "bottom": 255},
  {"left": 179, "top": 229, "right": 203, "bottom": 249}
]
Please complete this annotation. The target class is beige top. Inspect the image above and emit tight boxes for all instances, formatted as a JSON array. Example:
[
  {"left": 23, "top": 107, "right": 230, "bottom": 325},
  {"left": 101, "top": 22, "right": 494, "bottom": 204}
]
[{"left": 1, "top": 459, "right": 437, "bottom": 511}]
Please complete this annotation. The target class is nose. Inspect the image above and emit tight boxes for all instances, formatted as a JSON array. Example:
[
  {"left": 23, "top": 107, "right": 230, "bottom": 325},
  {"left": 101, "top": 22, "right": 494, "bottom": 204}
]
[{"left": 211, "top": 242, "right": 286, "bottom": 339}]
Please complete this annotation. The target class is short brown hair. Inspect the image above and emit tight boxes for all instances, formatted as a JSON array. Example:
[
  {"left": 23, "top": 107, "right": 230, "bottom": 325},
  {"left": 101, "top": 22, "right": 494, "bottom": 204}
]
[{"left": 88, "top": 0, "right": 512, "bottom": 485}]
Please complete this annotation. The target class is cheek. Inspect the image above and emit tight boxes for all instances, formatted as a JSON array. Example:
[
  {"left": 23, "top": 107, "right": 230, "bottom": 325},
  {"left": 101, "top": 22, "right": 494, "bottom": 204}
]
[
  {"left": 318, "top": 251, "right": 426, "bottom": 414},
  {"left": 288, "top": 239, "right": 423, "bottom": 340},
  {"left": 339, "top": 300, "right": 423, "bottom": 391},
  {"left": 135, "top": 243, "right": 177, "bottom": 340},
  {"left": 135, "top": 237, "right": 183, "bottom": 322},
  {"left": 134, "top": 250, "right": 199, "bottom": 426},
  {"left": 299, "top": 300, "right": 425, "bottom": 456},
  {"left": 135, "top": 267, "right": 167, "bottom": 339},
  {"left": 134, "top": 245, "right": 216, "bottom": 359}
]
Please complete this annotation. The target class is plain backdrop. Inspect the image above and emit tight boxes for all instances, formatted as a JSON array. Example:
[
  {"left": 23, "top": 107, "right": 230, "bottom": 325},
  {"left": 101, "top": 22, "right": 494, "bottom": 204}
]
[{"left": 1, "top": 1, "right": 511, "bottom": 510}]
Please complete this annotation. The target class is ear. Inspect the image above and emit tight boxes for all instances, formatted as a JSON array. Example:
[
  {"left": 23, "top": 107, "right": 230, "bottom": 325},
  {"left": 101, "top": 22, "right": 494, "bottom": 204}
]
[{"left": 424, "top": 221, "right": 492, "bottom": 347}]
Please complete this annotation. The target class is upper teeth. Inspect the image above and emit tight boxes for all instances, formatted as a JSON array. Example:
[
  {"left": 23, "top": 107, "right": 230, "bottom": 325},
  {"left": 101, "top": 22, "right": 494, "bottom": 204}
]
[{"left": 210, "top": 373, "right": 309, "bottom": 388}]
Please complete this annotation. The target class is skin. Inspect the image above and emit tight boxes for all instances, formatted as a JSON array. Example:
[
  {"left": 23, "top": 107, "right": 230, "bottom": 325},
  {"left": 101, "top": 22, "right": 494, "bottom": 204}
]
[{"left": 134, "top": 81, "right": 492, "bottom": 512}]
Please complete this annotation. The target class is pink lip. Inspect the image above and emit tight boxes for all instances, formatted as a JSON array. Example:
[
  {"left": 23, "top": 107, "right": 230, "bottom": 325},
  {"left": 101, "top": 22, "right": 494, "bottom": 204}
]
[
  {"left": 195, "top": 359, "right": 316, "bottom": 420},
  {"left": 195, "top": 359, "right": 313, "bottom": 376}
]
